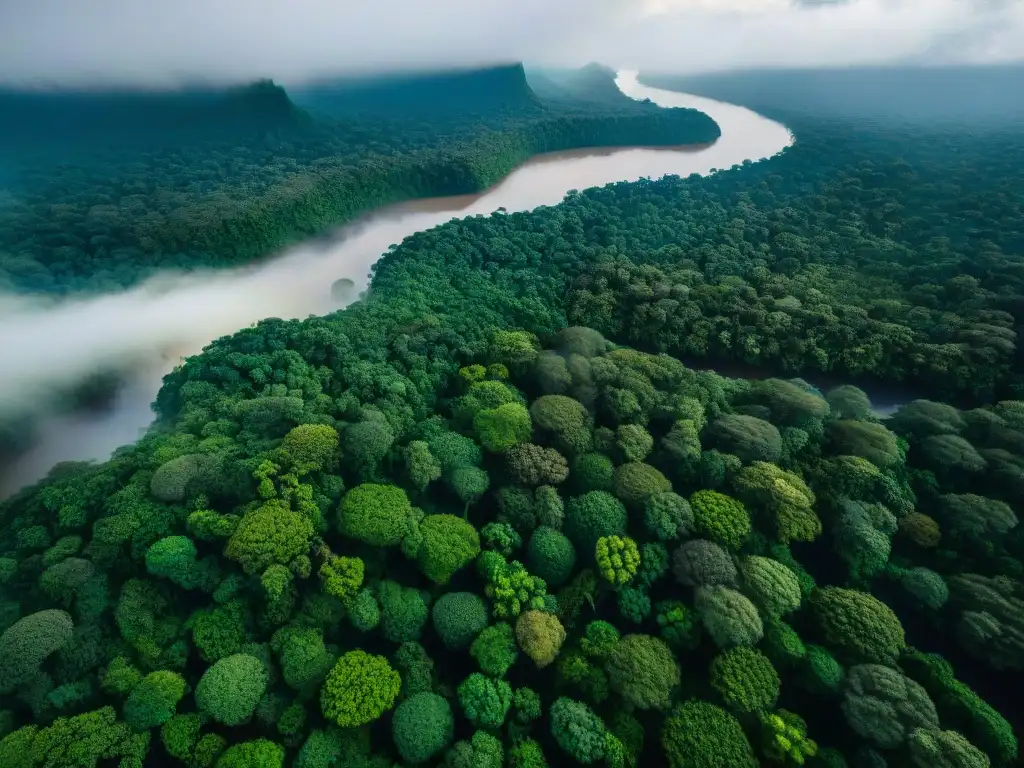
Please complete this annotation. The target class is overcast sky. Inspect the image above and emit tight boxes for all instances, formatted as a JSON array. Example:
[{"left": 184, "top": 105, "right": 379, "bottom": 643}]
[{"left": 0, "top": 0, "right": 1022, "bottom": 87}]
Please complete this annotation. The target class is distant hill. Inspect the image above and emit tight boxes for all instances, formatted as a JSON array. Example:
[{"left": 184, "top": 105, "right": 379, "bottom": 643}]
[
  {"left": 288, "top": 63, "right": 543, "bottom": 120},
  {"left": 640, "top": 65, "right": 1024, "bottom": 126},
  {"left": 525, "top": 63, "right": 637, "bottom": 107},
  {"left": 0, "top": 79, "right": 307, "bottom": 149}
]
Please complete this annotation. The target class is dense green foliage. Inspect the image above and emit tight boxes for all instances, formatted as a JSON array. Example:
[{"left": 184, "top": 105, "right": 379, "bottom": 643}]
[
  {"left": 1, "top": 65, "right": 1023, "bottom": 767},
  {"left": 0, "top": 65, "right": 718, "bottom": 293}
]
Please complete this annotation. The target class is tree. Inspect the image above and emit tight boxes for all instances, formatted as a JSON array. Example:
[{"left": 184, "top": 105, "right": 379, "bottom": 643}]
[
  {"left": 760, "top": 710, "right": 819, "bottom": 766},
  {"left": 890, "top": 400, "right": 967, "bottom": 438},
  {"left": 689, "top": 491, "right": 751, "bottom": 550},
  {"left": 280, "top": 424, "right": 339, "bottom": 474},
  {"left": 919, "top": 435, "right": 986, "bottom": 474},
  {"left": 391, "top": 692, "right": 454, "bottom": 765},
  {"left": 565, "top": 491, "right": 627, "bottom": 559},
  {"left": 102, "top": 656, "right": 142, "bottom": 697},
  {"left": 496, "top": 486, "right": 538, "bottom": 535},
  {"left": 899, "top": 512, "right": 942, "bottom": 548},
  {"left": 733, "top": 462, "right": 820, "bottom": 544},
  {"left": 216, "top": 739, "right": 285, "bottom": 768},
  {"left": 802, "top": 644, "right": 844, "bottom": 694},
  {"left": 672, "top": 539, "right": 737, "bottom": 588},
  {"left": 605, "top": 634, "right": 680, "bottom": 710},
  {"left": 707, "top": 414, "right": 783, "bottom": 463},
  {"left": 761, "top": 618, "right": 806, "bottom": 669},
  {"left": 530, "top": 395, "right": 592, "bottom": 454},
  {"left": 810, "top": 587, "right": 905, "bottom": 664},
  {"left": 535, "top": 485, "right": 565, "bottom": 529},
  {"left": 272, "top": 627, "right": 334, "bottom": 693},
  {"left": 947, "top": 573, "right": 1024, "bottom": 670},
  {"left": 448, "top": 465, "right": 491, "bottom": 509},
  {"left": 661, "top": 700, "right": 757, "bottom": 768},
  {"left": 342, "top": 418, "right": 395, "bottom": 473},
  {"left": 481, "top": 521, "right": 522, "bottom": 557},
  {"left": 429, "top": 432, "right": 484, "bottom": 473},
  {"left": 457, "top": 673, "right": 513, "bottom": 729},
  {"left": 492, "top": 329, "right": 540, "bottom": 369},
  {"left": 2, "top": 706, "right": 147, "bottom": 767},
  {"left": 616, "top": 424, "right": 654, "bottom": 462},
  {"left": 150, "top": 454, "right": 211, "bottom": 502},
  {"left": 191, "top": 600, "right": 250, "bottom": 663},
  {"left": 644, "top": 492, "right": 694, "bottom": 541},
  {"left": 526, "top": 527, "right": 577, "bottom": 588},
  {"left": 406, "top": 440, "right": 442, "bottom": 491},
  {"left": 161, "top": 713, "right": 202, "bottom": 762},
  {"left": 828, "top": 420, "right": 901, "bottom": 468},
  {"left": 756, "top": 378, "right": 830, "bottom": 429},
  {"left": 901, "top": 567, "right": 949, "bottom": 610},
  {"left": 936, "top": 494, "right": 1017, "bottom": 544},
  {"left": 508, "top": 738, "right": 548, "bottom": 768},
  {"left": 571, "top": 453, "right": 614, "bottom": 493},
  {"left": 474, "top": 403, "right": 533, "bottom": 453},
  {"left": 842, "top": 664, "right": 939, "bottom": 749},
  {"left": 338, "top": 484, "right": 414, "bottom": 547},
  {"left": 741, "top": 556, "right": 801, "bottom": 616},
  {"left": 0, "top": 609, "right": 74, "bottom": 693},
  {"left": 507, "top": 444, "right": 569, "bottom": 486},
  {"left": 613, "top": 462, "right": 671, "bottom": 507},
  {"left": 516, "top": 610, "right": 566, "bottom": 668},
  {"left": 394, "top": 642, "right": 435, "bottom": 698},
  {"left": 833, "top": 500, "right": 893, "bottom": 581},
  {"left": 483, "top": 556, "right": 547, "bottom": 619},
  {"left": 661, "top": 419, "right": 703, "bottom": 476},
  {"left": 899, "top": 650, "right": 1017, "bottom": 766},
  {"left": 195, "top": 654, "right": 268, "bottom": 726},
  {"left": 320, "top": 650, "right": 400, "bottom": 728},
  {"left": 470, "top": 622, "right": 518, "bottom": 677},
  {"left": 432, "top": 592, "right": 489, "bottom": 650},
  {"left": 417, "top": 515, "right": 480, "bottom": 584},
  {"left": 349, "top": 589, "right": 381, "bottom": 631},
  {"left": 225, "top": 499, "right": 314, "bottom": 575},
  {"left": 710, "top": 647, "right": 780, "bottom": 715},
  {"left": 445, "top": 730, "right": 503, "bottom": 768},
  {"left": 318, "top": 554, "right": 364, "bottom": 605},
  {"left": 696, "top": 586, "right": 763, "bottom": 649},
  {"left": 123, "top": 670, "right": 187, "bottom": 731},
  {"left": 617, "top": 585, "right": 652, "bottom": 625},
  {"left": 826, "top": 385, "right": 874, "bottom": 420},
  {"left": 655, "top": 600, "right": 701, "bottom": 653},
  {"left": 908, "top": 729, "right": 991, "bottom": 768},
  {"left": 39, "top": 557, "right": 95, "bottom": 605},
  {"left": 550, "top": 697, "right": 607, "bottom": 764},
  {"left": 595, "top": 536, "right": 640, "bottom": 586},
  {"left": 636, "top": 540, "right": 669, "bottom": 589}
]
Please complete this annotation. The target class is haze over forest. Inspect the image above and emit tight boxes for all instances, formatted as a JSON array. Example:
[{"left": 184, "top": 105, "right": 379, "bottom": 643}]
[{"left": 1, "top": 0, "right": 1022, "bottom": 86}]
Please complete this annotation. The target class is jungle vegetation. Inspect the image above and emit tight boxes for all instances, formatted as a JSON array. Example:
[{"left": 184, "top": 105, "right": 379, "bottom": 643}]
[
  {"left": 0, "top": 64, "right": 718, "bottom": 293},
  {"left": 0, "top": 66, "right": 1023, "bottom": 767}
]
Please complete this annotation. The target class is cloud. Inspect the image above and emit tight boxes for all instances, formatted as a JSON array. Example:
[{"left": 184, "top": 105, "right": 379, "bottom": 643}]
[{"left": 0, "top": 0, "right": 1021, "bottom": 87}]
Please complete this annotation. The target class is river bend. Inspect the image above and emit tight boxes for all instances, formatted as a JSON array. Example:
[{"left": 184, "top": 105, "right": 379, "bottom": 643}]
[{"left": 0, "top": 71, "right": 795, "bottom": 495}]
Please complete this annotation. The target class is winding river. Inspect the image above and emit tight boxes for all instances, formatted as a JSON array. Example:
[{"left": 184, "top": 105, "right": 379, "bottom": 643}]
[{"left": 1, "top": 71, "right": 800, "bottom": 496}]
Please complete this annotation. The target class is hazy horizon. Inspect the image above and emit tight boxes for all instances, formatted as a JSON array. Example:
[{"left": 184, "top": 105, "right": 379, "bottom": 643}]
[{"left": 1, "top": 0, "right": 1021, "bottom": 88}]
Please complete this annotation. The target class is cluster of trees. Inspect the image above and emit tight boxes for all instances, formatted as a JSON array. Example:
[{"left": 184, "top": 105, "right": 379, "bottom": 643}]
[
  {"left": 1, "top": 323, "right": 1021, "bottom": 766},
  {"left": 0, "top": 64, "right": 717, "bottom": 293}
]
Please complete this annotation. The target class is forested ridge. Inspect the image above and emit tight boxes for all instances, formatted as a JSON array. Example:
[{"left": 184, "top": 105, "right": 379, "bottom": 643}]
[
  {"left": 2, "top": 67, "right": 1024, "bottom": 767},
  {"left": 0, "top": 64, "right": 718, "bottom": 294}
]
